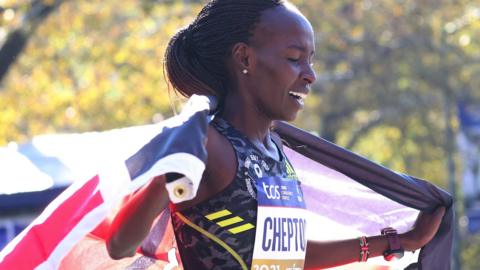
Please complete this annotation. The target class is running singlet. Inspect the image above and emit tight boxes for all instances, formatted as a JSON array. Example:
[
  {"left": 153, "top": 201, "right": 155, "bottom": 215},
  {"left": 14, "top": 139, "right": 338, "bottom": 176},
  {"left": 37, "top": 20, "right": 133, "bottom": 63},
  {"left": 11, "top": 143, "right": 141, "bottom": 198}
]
[{"left": 170, "top": 118, "right": 307, "bottom": 270}]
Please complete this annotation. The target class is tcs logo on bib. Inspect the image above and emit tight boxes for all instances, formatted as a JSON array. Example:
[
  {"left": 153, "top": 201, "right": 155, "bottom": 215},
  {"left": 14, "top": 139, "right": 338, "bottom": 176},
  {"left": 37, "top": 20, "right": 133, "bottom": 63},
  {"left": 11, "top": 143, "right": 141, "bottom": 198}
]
[{"left": 262, "top": 182, "right": 281, "bottom": 200}]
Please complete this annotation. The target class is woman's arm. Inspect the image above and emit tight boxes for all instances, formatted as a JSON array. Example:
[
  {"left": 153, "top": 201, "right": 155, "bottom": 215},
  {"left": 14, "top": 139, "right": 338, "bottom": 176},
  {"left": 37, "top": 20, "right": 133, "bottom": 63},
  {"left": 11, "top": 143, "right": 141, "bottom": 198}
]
[
  {"left": 305, "top": 206, "right": 446, "bottom": 269},
  {"left": 105, "top": 125, "right": 232, "bottom": 260},
  {"left": 106, "top": 175, "right": 170, "bottom": 260}
]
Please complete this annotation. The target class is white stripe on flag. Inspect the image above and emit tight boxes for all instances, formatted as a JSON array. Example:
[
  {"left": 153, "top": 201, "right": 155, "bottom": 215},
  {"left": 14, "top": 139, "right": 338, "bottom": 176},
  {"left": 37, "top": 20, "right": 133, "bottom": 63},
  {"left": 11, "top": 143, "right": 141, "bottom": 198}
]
[
  {"left": 35, "top": 161, "right": 131, "bottom": 270},
  {"left": 127, "top": 153, "right": 206, "bottom": 196}
]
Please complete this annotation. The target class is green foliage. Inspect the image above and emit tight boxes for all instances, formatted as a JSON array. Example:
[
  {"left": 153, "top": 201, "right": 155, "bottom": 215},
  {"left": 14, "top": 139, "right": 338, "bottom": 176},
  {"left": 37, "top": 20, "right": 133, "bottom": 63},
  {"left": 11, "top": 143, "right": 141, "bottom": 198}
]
[
  {"left": 462, "top": 233, "right": 480, "bottom": 270},
  {"left": 0, "top": 0, "right": 203, "bottom": 143},
  {"left": 291, "top": 0, "right": 480, "bottom": 188}
]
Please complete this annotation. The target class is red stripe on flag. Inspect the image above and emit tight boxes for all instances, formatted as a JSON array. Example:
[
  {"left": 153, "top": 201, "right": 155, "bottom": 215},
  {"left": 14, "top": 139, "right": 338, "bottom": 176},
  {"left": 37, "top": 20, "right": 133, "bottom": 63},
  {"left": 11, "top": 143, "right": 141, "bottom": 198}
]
[{"left": 0, "top": 175, "right": 104, "bottom": 270}]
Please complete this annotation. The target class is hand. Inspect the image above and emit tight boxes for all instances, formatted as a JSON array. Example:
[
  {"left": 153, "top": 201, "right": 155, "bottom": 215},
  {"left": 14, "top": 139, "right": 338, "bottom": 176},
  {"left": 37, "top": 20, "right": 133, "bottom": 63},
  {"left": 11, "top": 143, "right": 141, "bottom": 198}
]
[{"left": 400, "top": 206, "right": 446, "bottom": 251}]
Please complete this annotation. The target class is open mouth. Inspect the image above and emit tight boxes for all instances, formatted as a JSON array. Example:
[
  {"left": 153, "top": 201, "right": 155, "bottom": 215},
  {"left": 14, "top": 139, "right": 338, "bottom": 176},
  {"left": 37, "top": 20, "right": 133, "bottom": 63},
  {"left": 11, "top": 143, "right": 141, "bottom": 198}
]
[{"left": 288, "top": 91, "right": 307, "bottom": 100}]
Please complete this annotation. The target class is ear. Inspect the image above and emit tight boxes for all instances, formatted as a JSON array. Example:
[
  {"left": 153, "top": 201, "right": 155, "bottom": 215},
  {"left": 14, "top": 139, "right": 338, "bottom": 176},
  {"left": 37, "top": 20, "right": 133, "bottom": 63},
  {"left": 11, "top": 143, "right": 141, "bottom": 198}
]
[{"left": 231, "top": 42, "right": 252, "bottom": 71}]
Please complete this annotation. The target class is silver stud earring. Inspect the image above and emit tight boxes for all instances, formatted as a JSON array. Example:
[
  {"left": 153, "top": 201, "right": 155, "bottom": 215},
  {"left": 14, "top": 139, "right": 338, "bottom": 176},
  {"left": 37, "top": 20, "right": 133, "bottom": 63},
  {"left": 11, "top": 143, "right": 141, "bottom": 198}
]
[{"left": 242, "top": 69, "right": 248, "bottom": 74}]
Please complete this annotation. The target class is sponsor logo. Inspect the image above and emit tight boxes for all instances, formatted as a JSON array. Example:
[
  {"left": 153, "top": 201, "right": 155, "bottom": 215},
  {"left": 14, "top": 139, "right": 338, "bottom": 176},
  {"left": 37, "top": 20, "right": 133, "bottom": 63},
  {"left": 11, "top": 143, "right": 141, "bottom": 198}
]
[{"left": 262, "top": 182, "right": 281, "bottom": 200}]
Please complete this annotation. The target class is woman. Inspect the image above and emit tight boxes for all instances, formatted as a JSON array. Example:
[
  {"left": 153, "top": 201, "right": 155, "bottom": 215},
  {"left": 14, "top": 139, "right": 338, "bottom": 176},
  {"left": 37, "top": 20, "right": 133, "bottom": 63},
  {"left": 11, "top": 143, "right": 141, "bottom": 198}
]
[{"left": 106, "top": 0, "right": 446, "bottom": 269}]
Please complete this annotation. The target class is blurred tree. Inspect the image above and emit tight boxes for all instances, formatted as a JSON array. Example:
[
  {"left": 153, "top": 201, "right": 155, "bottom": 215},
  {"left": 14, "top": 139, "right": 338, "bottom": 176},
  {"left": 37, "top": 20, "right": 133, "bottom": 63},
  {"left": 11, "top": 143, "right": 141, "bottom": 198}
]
[
  {"left": 290, "top": 1, "right": 480, "bottom": 268},
  {"left": 292, "top": 0, "right": 480, "bottom": 188},
  {"left": 0, "top": 0, "right": 202, "bottom": 144},
  {"left": 0, "top": 0, "right": 65, "bottom": 83}
]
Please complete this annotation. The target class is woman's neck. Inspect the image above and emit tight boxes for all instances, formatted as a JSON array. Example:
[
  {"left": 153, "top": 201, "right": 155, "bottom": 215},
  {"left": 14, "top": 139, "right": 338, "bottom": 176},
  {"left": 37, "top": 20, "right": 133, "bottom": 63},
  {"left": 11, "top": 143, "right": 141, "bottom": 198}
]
[
  {"left": 221, "top": 93, "right": 272, "bottom": 146},
  {"left": 220, "top": 92, "right": 281, "bottom": 161}
]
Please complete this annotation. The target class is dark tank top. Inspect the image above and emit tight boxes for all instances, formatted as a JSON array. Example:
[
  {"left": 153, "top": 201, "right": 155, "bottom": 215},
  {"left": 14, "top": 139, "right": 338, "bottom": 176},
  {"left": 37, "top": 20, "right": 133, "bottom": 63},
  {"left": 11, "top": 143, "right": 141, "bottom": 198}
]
[{"left": 170, "top": 118, "right": 298, "bottom": 270}]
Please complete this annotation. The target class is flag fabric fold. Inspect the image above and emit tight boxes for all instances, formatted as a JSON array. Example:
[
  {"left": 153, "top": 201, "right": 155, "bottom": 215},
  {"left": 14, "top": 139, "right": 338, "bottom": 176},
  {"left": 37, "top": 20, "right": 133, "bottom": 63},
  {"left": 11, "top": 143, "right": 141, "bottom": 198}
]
[
  {"left": 0, "top": 95, "right": 214, "bottom": 270},
  {"left": 274, "top": 121, "right": 453, "bottom": 270},
  {"left": 0, "top": 95, "right": 452, "bottom": 270}
]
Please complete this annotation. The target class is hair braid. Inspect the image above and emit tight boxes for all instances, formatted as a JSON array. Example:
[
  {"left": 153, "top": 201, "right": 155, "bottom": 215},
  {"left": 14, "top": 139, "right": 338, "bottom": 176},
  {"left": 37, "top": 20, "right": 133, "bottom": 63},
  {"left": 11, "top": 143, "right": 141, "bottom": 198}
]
[{"left": 165, "top": 0, "right": 285, "bottom": 105}]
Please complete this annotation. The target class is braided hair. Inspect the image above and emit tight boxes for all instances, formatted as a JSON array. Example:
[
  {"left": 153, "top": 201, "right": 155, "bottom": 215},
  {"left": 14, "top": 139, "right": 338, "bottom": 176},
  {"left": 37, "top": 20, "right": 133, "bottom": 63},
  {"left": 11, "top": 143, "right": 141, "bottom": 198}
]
[{"left": 165, "top": 0, "right": 286, "bottom": 105}]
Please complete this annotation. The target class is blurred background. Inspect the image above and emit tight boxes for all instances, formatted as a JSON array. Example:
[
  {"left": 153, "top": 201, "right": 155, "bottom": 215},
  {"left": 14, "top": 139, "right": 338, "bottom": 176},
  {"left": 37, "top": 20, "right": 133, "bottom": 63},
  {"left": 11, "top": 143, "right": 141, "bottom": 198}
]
[{"left": 0, "top": 0, "right": 479, "bottom": 269}]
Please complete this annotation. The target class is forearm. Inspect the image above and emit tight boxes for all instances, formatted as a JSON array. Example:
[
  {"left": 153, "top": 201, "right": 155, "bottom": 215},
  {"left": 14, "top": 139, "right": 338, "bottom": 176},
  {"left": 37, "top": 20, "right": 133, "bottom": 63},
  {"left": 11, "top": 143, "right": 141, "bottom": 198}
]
[
  {"left": 304, "top": 235, "right": 389, "bottom": 269},
  {"left": 106, "top": 176, "right": 170, "bottom": 259},
  {"left": 305, "top": 206, "right": 445, "bottom": 269}
]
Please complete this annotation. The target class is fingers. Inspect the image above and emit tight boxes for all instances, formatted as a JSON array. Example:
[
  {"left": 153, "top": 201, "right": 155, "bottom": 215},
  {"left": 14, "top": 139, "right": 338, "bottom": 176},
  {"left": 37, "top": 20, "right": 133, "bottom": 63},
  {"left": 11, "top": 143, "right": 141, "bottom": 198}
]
[
  {"left": 404, "top": 206, "right": 446, "bottom": 251},
  {"left": 428, "top": 206, "right": 446, "bottom": 227},
  {"left": 419, "top": 206, "right": 446, "bottom": 245},
  {"left": 416, "top": 206, "right": 446, "bottom": 225},
  {"left": 429, "top": 206, "right": 446, "bottom": 231},
  {"left": 434, "top": 206, "right": 446, "bottom": 217}
]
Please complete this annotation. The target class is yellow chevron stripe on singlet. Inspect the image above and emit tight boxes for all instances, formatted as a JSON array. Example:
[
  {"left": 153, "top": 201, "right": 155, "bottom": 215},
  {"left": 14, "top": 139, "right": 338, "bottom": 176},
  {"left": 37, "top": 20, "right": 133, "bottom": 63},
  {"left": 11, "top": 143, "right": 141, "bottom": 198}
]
[
  {"left": 217, "top": 216, "right": 243, "bottom": 227},
  {"left": 175, "top": 212, "right": 248, "bottom": 270},
  {"left": 285, "top": 159, "right": 298, "bottom": 179},
  {"left": 204, "top": 209, "right": 255, "bottom": 234},
  {"left": 205, "top": 209, "right": 232, "bottom": 220},
  {"left": 228, "top": 223, "right": 255, "bottom": 234}
]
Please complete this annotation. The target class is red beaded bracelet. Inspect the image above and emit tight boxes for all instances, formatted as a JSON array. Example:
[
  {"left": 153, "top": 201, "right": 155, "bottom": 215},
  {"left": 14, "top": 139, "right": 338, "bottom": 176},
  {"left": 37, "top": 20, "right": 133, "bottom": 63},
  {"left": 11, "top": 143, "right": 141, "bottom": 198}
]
[{"left": 359, "top": 236, "right": 370, "bottom": 262}]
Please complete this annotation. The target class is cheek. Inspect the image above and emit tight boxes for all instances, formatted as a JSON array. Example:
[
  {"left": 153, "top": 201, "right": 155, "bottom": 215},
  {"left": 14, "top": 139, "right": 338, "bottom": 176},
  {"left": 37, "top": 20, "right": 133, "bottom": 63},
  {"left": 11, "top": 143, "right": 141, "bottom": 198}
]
[{"left": 255, "top": 58, "right": 297, "bottom": 90}]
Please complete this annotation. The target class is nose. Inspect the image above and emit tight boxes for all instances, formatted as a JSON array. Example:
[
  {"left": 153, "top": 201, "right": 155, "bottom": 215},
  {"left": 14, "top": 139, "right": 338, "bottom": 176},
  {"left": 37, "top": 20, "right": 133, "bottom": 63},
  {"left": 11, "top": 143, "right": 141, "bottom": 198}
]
[{"left": 302, "top": 64, "right": 317, "bottom": 85}]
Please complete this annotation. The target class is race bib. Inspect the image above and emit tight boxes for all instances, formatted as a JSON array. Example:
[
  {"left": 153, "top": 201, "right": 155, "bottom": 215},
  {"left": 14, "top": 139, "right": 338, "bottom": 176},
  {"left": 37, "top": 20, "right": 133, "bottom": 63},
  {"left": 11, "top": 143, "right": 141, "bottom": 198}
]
[{"left": 252, "top": 176, "right": 307, "bottom": 270}]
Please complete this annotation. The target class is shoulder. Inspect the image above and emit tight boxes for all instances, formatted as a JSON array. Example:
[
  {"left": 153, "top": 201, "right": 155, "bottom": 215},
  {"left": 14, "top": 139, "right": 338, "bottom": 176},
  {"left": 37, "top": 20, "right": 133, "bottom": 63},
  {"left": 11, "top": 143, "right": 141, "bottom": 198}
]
[
  {"left": 172, "top": 124, "right": 237, "bottom": 210},
  {"left": 201, "top": 124, "right": 237, "bottom": 191},
  {"left": 205, "top": 124, "right": 236, "bottom": 175}
]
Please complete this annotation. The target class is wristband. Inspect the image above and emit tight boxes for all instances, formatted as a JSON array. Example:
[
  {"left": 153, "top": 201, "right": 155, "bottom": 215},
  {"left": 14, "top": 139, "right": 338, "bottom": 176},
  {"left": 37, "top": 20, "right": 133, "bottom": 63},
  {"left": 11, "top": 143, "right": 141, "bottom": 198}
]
[{"left": 359, "top": 236, "right": 370, "bottom": 262}]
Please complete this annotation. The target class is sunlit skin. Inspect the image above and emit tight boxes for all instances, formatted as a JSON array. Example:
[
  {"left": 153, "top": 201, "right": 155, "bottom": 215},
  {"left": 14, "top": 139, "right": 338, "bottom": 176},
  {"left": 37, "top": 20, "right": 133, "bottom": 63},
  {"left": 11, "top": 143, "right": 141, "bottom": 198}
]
[
  {"left": 106, "top": 4, "right": 446, "bottom": 268},
  {"left": 225, "top": 4, "right": 316, "bottom": 124}
]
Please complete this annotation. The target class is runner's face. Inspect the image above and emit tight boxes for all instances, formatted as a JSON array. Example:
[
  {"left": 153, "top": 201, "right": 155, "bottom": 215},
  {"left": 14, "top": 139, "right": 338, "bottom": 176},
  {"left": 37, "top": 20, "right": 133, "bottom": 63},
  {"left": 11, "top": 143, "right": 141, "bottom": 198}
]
[{"left": 247, "top": 6, "right": 316, "bottom": 121}]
